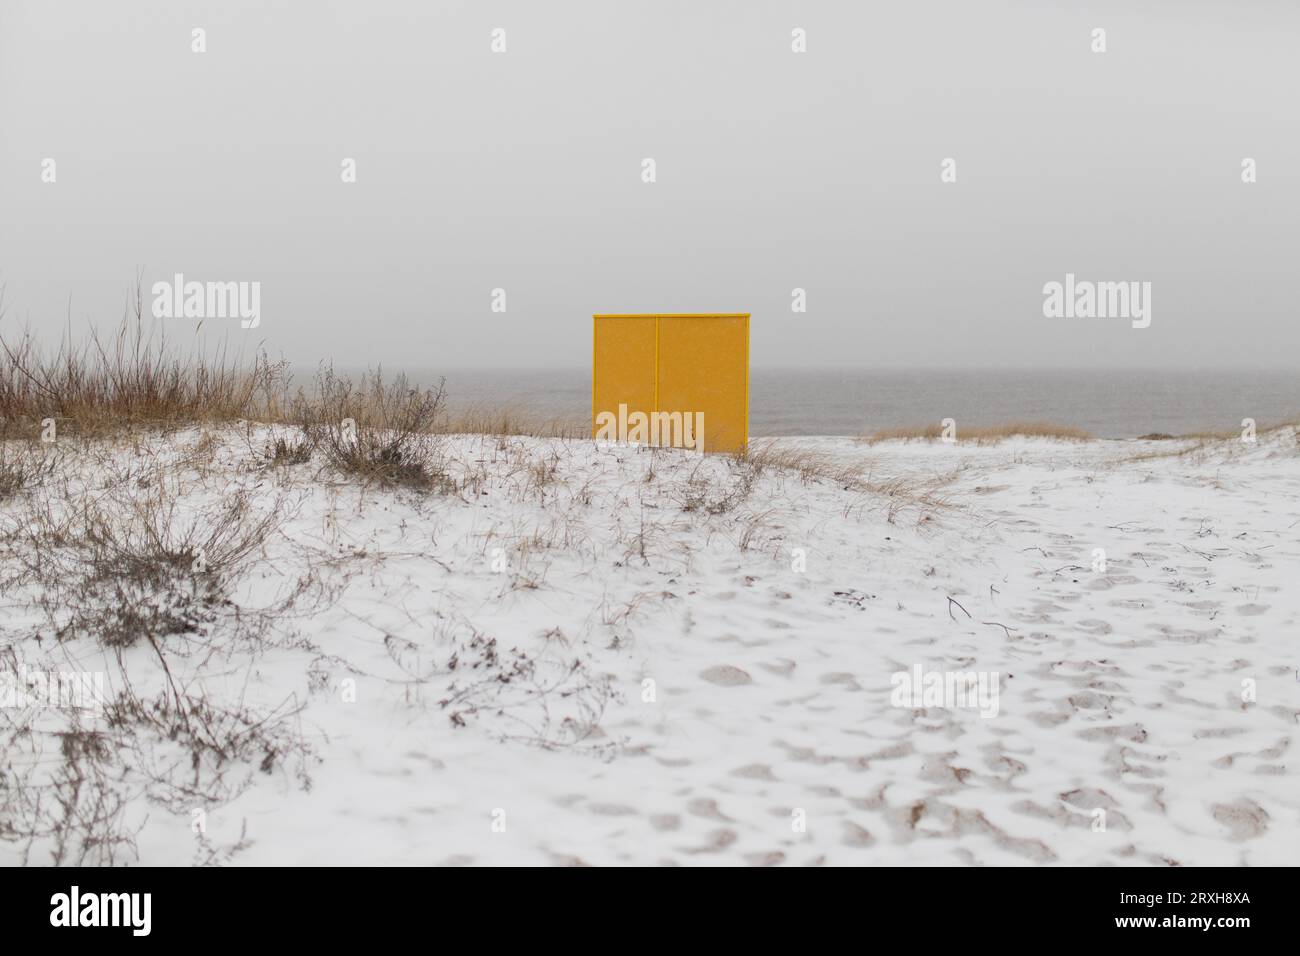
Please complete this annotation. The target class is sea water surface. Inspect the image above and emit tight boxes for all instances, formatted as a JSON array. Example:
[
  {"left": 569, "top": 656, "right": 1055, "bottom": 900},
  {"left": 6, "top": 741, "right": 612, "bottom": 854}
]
[{"left": 326, "top": 368, "right": 1300, "bottom": 439}]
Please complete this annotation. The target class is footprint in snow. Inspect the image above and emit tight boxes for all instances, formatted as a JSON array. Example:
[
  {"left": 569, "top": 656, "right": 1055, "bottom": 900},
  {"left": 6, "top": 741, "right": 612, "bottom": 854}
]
[{"left": 700, "top": 664, "right": 752, "bottom": 686}]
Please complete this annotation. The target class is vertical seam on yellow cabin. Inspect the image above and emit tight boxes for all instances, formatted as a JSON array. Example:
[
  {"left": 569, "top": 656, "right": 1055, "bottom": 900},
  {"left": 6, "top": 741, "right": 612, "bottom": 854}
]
[{"left": 653, "top": 315, "right": 660, "bottom": 413}]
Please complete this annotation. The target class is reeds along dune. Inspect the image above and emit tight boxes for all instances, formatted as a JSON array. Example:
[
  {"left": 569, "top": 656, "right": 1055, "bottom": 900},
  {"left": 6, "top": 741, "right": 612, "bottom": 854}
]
[{"left": 0, "top": 301, "right": 582, "bottom": 443}]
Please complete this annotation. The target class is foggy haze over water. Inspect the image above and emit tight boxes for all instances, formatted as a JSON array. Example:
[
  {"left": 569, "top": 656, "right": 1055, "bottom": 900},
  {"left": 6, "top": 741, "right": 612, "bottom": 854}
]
[{"left": 327, "top": 366, "right": 1300, "bottom": 439}]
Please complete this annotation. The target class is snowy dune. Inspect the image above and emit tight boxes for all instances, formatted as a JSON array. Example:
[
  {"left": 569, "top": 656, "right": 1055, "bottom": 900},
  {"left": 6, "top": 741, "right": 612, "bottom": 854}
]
[{"left": 1, "top": 425, "right": 1297, "bottom": 865}]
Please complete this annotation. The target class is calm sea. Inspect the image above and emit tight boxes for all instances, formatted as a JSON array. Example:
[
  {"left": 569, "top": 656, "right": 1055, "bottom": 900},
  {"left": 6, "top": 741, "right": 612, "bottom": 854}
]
[{"left": 323, "top": 368, "right": 1300, "bottom": 440}]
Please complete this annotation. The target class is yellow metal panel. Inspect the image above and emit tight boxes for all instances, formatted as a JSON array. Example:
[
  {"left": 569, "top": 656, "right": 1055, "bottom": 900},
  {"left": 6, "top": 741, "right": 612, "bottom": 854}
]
[
  {"left": 595, "top": 314, "right": 750, "bottom": 319},
  {"left": 655, "top": 315, "right": 749, "bottom": 453},
  {"left": 592, "top": 313, "right": 749, "bottom": 454},
  {"left": 592, "top": 315, "right": 657, "bottom": 440}
]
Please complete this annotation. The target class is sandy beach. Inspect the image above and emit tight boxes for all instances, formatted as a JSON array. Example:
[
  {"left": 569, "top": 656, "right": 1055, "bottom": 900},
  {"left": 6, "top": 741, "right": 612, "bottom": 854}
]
[{"left": 4, "top": 424, "right": 1295, "bottom": 866}]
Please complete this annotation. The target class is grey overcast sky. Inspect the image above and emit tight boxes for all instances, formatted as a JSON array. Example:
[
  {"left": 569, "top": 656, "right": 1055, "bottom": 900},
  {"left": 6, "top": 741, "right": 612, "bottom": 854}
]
[{"left": 1, "top": 0, "right": 1296, "bottom": 369}]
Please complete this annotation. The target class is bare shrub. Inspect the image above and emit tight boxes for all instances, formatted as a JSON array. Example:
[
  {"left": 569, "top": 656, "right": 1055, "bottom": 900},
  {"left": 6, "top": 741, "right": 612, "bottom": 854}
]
[
  {"left": 0, "top": 723, "right": 139, "bottom": 866},
  {"left": 103, "top": 683, "right": 314, "bottom": 797},
  {"left": 433, "top": 621, "right": 615, "bottom": 753},
  {"left": 77, "top": 485, "right": 280, "bottom": 587},
  {"left": 263, "top": 434, "right": 313, "bottom": 466},
  {"left": 14, "top": 479, "right": 285, "bottom": 649},
  {"left": 0, "top": 677, "right": 313, "bottom": 865},
  {"left": 302, "top": 366, "right": 453, "bottom": 491}
]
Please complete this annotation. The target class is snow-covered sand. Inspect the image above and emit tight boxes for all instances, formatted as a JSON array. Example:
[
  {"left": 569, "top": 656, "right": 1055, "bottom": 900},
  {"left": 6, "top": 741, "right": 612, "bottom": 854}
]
[{"left": 2, "top": 426, "right": 1297, "bottom": 865}]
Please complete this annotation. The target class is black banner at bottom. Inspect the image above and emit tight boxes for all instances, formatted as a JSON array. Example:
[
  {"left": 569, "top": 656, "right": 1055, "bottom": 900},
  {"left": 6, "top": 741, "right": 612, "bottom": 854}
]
[{"left": 0, "top": 865, "right": 1287, "bottom": 944}]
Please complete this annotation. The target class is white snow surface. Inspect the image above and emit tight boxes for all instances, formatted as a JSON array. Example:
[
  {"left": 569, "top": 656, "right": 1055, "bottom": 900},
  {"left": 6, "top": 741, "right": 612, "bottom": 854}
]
[{"left": 2, "top": 425, "right": 1297, "bottom": 866}]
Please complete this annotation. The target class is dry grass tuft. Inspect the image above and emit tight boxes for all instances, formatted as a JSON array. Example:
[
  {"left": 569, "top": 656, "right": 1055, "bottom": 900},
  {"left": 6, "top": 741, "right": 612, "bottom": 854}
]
[
  {"left": 0, "top": 444, "right": 54, "bottom": 499},
  {"left": 263, "top": 434, "right": 313, "bottom": 466},
  {"left": 736, "top": 439, "right": 954, "bottom": 525},
  {"left": 437, "top": 404, "right": 584, "bottom": 439},
  {"left": 741, "top": 439, "right": 867, "bottom": 485},
  {"left": 860, "top": 421, "right": 1093, "bottom": 444},
  {"left": 1120, "top": 422, "right": 1298, "bottom": 463},
  {"left": 299, "top": 366, "right": 453, "bottom": 491},
  {"left": 0, "top": 284, "right": 285, "bottom": 438}
]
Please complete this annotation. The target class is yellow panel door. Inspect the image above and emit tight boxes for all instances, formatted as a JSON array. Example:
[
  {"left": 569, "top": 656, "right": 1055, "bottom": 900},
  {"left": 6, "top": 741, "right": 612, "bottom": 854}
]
[
  {"left": 655, "top": 315, "right": 749, "bottom": 453},
  {"left": 592, "top": 315, "right": 657, "bottom": 439}
]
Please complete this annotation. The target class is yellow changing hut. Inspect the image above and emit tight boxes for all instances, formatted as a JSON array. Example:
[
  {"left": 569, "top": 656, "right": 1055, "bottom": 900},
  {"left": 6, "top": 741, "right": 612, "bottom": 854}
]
[{"left": 592, "top": 313, "right": 750, "bottom": 454}]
